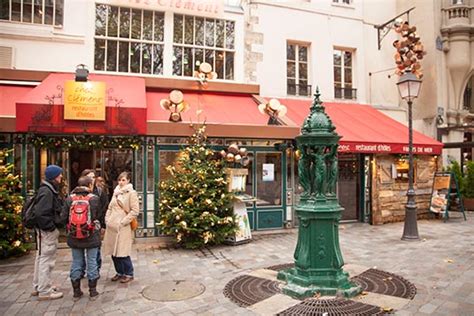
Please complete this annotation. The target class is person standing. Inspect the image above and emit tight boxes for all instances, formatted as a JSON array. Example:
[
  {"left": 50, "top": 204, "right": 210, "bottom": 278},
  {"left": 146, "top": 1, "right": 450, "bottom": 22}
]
[
  {"left": 103, "top": 172, "right": 138, "bottom": 283},
  {"left": 62, "top": 176, "right": 101, "bottom": 300},
  {"left": 32, "top": 164, "right": 65, "bottom": 300}
]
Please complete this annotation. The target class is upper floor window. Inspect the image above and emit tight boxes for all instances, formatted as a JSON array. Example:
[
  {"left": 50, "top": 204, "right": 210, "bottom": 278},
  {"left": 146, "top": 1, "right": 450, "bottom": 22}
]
[
  {"left": 333, "top": 48, "right": 356, "bottom": 100},
  {"left": 287, "top": 43, "right": 311, "bottom": 97},
  {"left": 332, "top": 0, "right": 352, "bottom": 4},
  {"left": 0, "top": 0, "right": 63, "bottom": 26},
  {"left": 173, "top": 14, "right": 235, "bottom": 80},
  {"left": 94, "top": 4, "right": 164, "bottom": 75}
]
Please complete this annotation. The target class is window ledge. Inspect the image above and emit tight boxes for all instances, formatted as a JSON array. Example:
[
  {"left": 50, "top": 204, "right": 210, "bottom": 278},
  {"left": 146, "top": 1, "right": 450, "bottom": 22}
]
[
  {"left": 331, "top": 3, "right": 355, "bottom": 9},
  {"left": 0, "top": 22, "right": 84, "bottom": 44}
]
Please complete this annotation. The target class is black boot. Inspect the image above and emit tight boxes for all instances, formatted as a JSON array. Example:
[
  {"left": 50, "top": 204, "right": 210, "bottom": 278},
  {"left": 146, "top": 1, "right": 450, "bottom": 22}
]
[
  {"left": 88, "top": 278, "right": 99, "bottom": 300},
  {"left": 71, "top": 279, "right": 83, "bottom": 301}
]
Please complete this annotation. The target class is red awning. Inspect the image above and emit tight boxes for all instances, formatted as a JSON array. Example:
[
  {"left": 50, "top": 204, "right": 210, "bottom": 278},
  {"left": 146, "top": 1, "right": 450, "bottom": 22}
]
[
  {"left": 0, "top": 85, "right": 35, "bottom": 117},
  {"left": 15, "top": 73, "right": 147, "bottom": 135},
  {"left": 147, "top": 91, "right": 268, "bottom": 125},
  {"left": 280, "top": 98, "right": 443, "bottom": 155}
]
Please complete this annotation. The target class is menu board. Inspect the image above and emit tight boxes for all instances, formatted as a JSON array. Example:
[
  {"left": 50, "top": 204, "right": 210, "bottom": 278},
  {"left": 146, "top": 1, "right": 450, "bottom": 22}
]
[{"left": 429, "top": 172, "right": 451, "bottom": 214}]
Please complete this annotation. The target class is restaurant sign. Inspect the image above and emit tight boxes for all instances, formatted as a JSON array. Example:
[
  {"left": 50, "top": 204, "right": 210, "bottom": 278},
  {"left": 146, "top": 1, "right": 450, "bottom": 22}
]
[
  {"left": 64, "top": 81, "right": 106, "bottom": 121},
  {"left": 337, "top": 142, "right": 442, "bottom": 155},
  {"left": 104, "top": 0, "right": 224, "bottom": 17}
]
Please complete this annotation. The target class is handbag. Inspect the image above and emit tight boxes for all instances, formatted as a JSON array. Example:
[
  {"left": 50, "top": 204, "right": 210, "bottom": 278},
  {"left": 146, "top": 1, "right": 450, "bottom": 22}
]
[{"left": 117, "top": 196, "right": 138, "bottom": 231}]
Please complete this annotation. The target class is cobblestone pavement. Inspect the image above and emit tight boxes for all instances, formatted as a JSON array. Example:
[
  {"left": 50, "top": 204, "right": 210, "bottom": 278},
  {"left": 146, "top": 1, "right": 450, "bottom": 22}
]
[{"left": 0, "top": 212, "right": 473, "bottom": 315}]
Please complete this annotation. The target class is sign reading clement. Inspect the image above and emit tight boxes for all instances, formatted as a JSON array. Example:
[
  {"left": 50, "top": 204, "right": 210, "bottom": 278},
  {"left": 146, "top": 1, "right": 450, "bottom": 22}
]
[{"left": 64, "top": 81, "right": 106, "bottom": 121}]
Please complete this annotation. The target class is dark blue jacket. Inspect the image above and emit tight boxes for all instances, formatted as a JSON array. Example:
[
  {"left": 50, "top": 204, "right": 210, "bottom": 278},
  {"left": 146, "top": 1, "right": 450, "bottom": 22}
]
[
  {"left": 35, "top": 180, "right": 64, "bottom": 231},
  {"left": 62, "top": 187, "right": 101, "bottom": 249}
]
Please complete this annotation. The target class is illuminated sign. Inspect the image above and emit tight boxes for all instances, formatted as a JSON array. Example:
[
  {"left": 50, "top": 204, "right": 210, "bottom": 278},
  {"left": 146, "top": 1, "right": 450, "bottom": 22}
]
[
  {"left": 104, "top": 0, "right": 224, "bottom": 17},
  {"left": 64, "top": 81, "right": 106, "bottom": 121}
]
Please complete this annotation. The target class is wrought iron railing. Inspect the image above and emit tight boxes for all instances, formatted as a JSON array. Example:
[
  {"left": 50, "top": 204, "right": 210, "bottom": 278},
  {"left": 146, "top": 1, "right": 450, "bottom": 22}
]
[
  {"left": 287, "top": 83, "right": 312, "bottom": 97},
  {"left": 334, "top": 87, "right": 357, "bottom": 100}
]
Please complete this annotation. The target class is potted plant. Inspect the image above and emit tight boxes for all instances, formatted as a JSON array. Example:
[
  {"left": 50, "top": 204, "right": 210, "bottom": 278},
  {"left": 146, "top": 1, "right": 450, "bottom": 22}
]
[{"left": 462, "top": 161, "right": 474, "bottom": 211}]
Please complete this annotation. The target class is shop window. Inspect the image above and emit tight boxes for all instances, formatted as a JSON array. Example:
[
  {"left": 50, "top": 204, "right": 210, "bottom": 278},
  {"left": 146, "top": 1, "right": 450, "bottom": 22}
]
[
  {"left": 333, "top": 48, "right": 356, "bottom": 100},
  {"left": 256, "top": 152, "right": 282, "bottom": 206},
  {"left": 173, "top": 14, "right": 235, "bottom": 80},
  {"left": 94, "top": 4, "right": 164, "bottom": 75},
  {"left": 0, "top": 0, "right": 64, "bottom": 26},
  {"left": 287, "top": 42, "right": 311, "bottom": 97},
  {"left": 393, "top": 156, "right": 417, "bottom": 183},
  {"left": 158, "top": 151, "right": 179, "bottom": 183}
]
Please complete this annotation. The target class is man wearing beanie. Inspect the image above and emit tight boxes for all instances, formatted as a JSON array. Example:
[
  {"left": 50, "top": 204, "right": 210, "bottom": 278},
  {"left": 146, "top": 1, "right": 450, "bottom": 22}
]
[{"left": 31, "top": 164, "right": 65, "bottom": 300}]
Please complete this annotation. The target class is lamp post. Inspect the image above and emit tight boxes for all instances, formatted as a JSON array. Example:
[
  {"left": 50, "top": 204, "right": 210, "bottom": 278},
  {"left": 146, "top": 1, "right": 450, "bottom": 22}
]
[{"left": 397, "top": 72, "right": 422, "bottom": 241}]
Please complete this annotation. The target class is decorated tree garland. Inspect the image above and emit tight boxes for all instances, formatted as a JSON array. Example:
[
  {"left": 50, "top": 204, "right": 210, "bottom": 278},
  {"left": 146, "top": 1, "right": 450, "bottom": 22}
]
[
  {"left": 0, "top": 149, "right": 30, "bottom": 258},
  {"left": 157, "top": 125, "right": 237, "bottom": 249},
  {"left": 29, "top": 134, "right": 142, "bottom": 150}
]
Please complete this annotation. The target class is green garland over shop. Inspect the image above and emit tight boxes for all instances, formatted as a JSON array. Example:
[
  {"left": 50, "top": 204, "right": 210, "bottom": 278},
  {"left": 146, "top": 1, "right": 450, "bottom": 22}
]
[{"left": 27, "top": 134, "right": 143, "bottom": 150}]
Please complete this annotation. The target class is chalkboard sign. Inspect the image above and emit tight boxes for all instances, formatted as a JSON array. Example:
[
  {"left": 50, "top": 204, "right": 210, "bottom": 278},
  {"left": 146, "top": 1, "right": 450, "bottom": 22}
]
[{"left": 429, "top": 172, "right": 466, "bottom": 220}]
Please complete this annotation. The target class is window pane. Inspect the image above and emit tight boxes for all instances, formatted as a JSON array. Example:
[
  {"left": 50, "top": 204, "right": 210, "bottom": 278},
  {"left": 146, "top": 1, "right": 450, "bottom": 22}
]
[
  {"left": 216, "top": 19, "right": 225, "bottom": 48},
  {"left": 23, "top": 0, "right": 32, "bottom": 23},
  {"left": 159, "top": 151, "right": 179, "bottom": 182},
  {"left": 142, "top": 43, "right": 152, "bottom": 74},
  {"left": 334, "top": 67, "right": 341, "bottom": 83},
  {"left": 195, "top": 17, "right": 204, "bottom": 46},
  {"left": 287, "top": 61, "right": 295, "bottom": 78},
  {"left": 287, "top": 44, "right": 295, "bottom": 61},
  {"left": 106, "top": 40, "right": 117, "bottom": 71},
  {"left": 173, "top": 46, "right": 183, "bottom": 75},
  {"left": 205, "top": 49, "right": 214, "bottom": 70},
  {"left": 195, "top": 48, "right": 204, "bottom": 71},
  {"left": 94, "top": 39, "right": 106, "bottom": 71},
  {"left": 225, "top": 51, "right": 234, "bottom": 80},
  {"left": 0, "top": 0, "right": 10, "bottom": 20},
  {"left": 11, "top": 0, "right": 20, "bottom": 21},
  {"left": 333, "top": 50, "right": 341, "bottom": 66},
  {"left": 256, "top": 153, "right": 282, "bottom": 206},
  {"left": 119, "top": 7, "right": 129, "bottom": 38},
  {"left": 183, "top": 47, "right": 193, "bottom": 76},
  {"left": 44, "top": 0, "right": 53, "bottom": 24},
  {"left": 225, "top": 20, "right": 234, "bottom": 49},
  {"left": 173, "top": 14, "right": 183, "bottom": 43},
  {"left": 153, "top": 44, "right": 163, "bottom": 75},
  {"left": 299, "top": 63, "right": 307, "bottom": 79},
  {"left": 131, "top": 9, "right": 141, "bottom": 39},
  {"left": 205, "top": 18, "right": 215, "bottom": 47},
  {"left": 344, "top": 51, "right": 352, "bottom": 67},
  {"left": 287, "top": 79, "right": 296, "bottom": 95},
  {"left": 344, "top": 68, "right": 352, "bottom": 84},
  {"left": 298, "top": 46, "right": 307, "bottom": 62},
  {"left": 299, "top": 80, "right": 308, "bottom": 96},
  {"left": 130, "top": 42, "right": 141, "bottom": 73},
  {"left": 142, "top": 11, "right": 153, "bottom": 40},
  {"left": 108, "top": 6, "right": 118, "bottom": 37},
  {"left": 184, "top": 15, "right": 194, "bottom": 44},
  {"left": 147, "top": 144, "right": 154, "bottom": 192},
  {"left": 95, "top": 4, "right": 107, "bottom": 36},
  {"left": 34, "top": 0, "right": 43, "bottom": 24},
  {"left": 54, "top": 0, "right": 63, "bottom": 26},
  {"left": 118, "top": 41, "right": 129, "bottom": 72},
  {"left": 215, "top": 50, "right": 224, "bottom": 79},
  {"left": 154, "top": 12, "right": 164, "bottom": 42}
]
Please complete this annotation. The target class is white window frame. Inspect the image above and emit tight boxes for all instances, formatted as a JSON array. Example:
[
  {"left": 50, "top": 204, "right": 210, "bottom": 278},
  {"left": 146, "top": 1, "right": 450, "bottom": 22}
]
[
  {"left": 286, "top": 42, "right": 310, "bottom": 97},
  {"left": 0, "top": 0, "right": 64, "bottom": 26},
  {"left": 333, "top": 48, "right": 355, "bottom": 100}
]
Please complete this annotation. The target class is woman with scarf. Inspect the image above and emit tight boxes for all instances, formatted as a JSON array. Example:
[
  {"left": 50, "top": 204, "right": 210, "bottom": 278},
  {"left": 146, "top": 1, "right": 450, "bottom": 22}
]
[{"left": 102, "top": 172, "right": 138, "bottom": 283}]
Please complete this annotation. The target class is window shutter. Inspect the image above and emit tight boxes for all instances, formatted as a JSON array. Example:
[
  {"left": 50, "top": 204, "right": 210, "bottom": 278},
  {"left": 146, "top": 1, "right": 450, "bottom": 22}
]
[{"left": 0, "top": 46, "right": 13, "bottom": 69}]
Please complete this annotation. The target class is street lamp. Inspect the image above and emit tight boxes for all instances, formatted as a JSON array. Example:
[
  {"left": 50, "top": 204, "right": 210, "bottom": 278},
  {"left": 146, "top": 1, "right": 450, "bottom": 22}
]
[{"left": 397, "top": 72, "right": 422, "bottom": 241}]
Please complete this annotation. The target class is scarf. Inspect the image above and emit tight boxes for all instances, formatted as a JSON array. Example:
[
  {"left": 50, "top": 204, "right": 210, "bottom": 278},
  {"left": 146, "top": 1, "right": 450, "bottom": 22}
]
[{"left": 113, "top": 183, "right": 133, "bottom": 197}]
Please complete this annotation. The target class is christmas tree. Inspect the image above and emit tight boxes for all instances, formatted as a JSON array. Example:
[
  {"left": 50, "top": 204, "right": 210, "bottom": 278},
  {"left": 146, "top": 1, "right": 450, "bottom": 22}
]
[
  {"left": 157, "top": 125, "right": 237, "bottom": 249},
  {"left": 0, "top": 149, "right": 29, "bottom": 258}
]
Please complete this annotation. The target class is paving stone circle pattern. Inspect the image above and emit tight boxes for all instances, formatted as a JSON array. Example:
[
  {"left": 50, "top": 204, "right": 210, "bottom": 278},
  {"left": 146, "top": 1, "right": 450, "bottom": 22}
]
[{"left": 141, "top": 280, "right": 205, "bottom": 302}]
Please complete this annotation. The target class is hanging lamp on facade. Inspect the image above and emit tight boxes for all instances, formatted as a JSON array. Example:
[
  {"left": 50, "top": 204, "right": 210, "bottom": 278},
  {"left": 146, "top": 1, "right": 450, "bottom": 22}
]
[
  {"left": 160, "top": 90, "right": 189, "bottom": 122},
  {"left": 194, "top": 62, "right": 217, "bottom": 85},
  {"left": 258, "top": 98, "right": 287, "bottom": 125}
]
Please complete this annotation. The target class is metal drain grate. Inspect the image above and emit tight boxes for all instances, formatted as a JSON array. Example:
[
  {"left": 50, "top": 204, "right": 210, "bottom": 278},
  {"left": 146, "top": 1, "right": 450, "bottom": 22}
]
[
  {"left": 351, "top": 269, "right": 416, "bottom": 299},
  {"left": 266, "top": 263, "right": 295, "bottom": 271},
  {"left": 223, "top": 275, "right": 282, "bottom": 307},
  {"left": 276, "top": 298, "right": 386, "bottom": 315}
]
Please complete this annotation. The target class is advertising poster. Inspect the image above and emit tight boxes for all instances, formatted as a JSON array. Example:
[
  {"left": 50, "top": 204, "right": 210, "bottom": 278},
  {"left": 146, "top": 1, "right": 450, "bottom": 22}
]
[
  {"left": 429, "top": 173, "right": 451, "bottom": 214},
  {"left": 262, "top": 163, "right": 274, "bottom": 182}
]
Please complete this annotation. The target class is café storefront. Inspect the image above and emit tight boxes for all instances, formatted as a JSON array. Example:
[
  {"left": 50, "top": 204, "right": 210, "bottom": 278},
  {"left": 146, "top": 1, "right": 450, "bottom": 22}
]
[{"left": 0, "top": 71, "right": 443, "bottom": 238}]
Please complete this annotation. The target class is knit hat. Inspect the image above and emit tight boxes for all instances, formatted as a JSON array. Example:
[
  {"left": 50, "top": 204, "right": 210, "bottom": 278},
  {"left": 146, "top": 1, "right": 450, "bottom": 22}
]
[{"left": 45, "top": 165, "right": 63, "bottom": 181}]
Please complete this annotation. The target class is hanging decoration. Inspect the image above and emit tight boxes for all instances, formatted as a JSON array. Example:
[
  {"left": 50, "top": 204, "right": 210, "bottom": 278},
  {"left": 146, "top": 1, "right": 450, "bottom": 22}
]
[
  {"left": 258, "top": 98, "right": 288, "bottom": 125},
  {"left": 219, "top": 143, "right": 250, "bottom": 168},
  {"left": 392, "top": 19, "right": 426, "bottom": 78},
  {"left": 160, "top": 90, "right": 190, "bottom": 122},
  {"left": 28, "top": 134, "right": 143, "bottom": 150},
  {"left": 194, "top": 62, "right": 217, "bottom": 85}
]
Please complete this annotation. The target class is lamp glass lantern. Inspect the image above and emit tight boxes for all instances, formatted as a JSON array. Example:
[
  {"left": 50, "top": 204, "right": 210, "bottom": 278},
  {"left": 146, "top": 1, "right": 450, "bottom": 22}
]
[{"left": 396, "top": 73, "right": 421, "bottom": 101}]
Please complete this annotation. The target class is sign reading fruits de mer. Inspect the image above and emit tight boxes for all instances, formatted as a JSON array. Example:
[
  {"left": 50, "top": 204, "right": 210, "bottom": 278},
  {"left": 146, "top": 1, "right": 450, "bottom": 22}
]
[
  {"left": 64, "top": 81, "right": 106, "bottom": 121},
  {"left": 107, "top": 0, "right": 224, "bottom": 17}
]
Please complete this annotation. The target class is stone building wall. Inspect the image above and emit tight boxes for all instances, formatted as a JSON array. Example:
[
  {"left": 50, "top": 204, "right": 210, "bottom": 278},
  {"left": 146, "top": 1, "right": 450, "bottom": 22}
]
[
  {"left": 243, "top": 1, "right": 263, "bottom": 83},
  {"left": 372, "top": 154, "right": 439, "bottom": 225}
]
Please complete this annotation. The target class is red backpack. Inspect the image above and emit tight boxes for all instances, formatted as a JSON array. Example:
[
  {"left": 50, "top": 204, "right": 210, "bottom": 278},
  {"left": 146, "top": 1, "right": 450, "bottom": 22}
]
[{"left": 67, "top": 193, "right": 94, "bottom": 239}]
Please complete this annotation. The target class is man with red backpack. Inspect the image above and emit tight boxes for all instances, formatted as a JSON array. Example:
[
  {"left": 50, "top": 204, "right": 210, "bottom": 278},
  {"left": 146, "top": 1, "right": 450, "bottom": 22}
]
[{"left": 61, "top": 176, "right": 101, "bottom": 301}]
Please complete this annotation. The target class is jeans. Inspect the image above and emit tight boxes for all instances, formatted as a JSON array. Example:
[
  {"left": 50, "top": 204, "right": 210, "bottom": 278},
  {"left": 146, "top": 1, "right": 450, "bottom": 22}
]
[
  {"left": 33, "top": 229, "right": 59, "bottom": 296},
  {"left": 81, "top": 247, "right": 102, "bottom": 276},
  {"left": 70, "top": 247, "right": 100, "bottom": 281},
  {"left": 111, "top": 256, "right": 134, "bottom": 277}
]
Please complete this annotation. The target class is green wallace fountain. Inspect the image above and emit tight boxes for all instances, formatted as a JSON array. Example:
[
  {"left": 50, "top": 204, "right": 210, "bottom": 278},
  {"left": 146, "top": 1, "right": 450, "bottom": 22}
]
[{"left": 278, "top": 89, "right": 361, "bottom": 299}]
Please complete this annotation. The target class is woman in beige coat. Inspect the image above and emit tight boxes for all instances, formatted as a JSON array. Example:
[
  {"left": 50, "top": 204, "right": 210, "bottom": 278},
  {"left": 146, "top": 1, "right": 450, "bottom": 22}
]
[{"left": 103, "top": 172, "right": 138, "bottom": 283}]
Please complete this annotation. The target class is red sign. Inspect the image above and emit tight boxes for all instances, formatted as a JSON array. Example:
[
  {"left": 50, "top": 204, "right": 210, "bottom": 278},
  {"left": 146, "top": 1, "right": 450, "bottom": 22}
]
[{"left": 337, "top": 142, "right": 441, "bottom": 155}]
